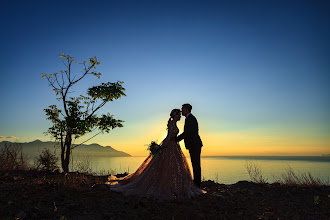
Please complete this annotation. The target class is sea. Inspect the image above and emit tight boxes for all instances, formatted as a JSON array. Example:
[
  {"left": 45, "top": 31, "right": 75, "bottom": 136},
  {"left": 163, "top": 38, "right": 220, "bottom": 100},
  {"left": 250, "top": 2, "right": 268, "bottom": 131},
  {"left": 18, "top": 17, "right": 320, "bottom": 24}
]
[{"left": 73, "top": 156, "right": 330, "bottom": 184}]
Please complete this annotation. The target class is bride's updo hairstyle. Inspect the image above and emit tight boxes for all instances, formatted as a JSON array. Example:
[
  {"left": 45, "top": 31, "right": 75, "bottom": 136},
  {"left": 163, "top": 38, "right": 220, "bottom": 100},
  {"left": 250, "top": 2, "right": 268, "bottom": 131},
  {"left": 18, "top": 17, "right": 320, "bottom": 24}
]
[{"left": 167, "top": 109, "right": 181, "bottom": 129}]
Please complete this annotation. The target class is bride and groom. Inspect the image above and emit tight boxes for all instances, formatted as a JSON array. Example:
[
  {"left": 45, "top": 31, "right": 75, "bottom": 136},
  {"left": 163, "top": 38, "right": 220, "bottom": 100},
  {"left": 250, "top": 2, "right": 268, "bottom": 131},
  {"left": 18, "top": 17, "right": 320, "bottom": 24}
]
[{"left": 108, "top": 103, "right": 204, "bottom": 200}]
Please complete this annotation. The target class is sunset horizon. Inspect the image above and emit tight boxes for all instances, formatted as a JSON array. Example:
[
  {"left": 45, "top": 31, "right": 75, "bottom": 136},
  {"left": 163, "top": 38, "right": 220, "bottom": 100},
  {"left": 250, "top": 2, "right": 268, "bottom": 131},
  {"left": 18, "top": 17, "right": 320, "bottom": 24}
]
[{"left": 0, "top": 137, "right": 328, "bottom": 157}]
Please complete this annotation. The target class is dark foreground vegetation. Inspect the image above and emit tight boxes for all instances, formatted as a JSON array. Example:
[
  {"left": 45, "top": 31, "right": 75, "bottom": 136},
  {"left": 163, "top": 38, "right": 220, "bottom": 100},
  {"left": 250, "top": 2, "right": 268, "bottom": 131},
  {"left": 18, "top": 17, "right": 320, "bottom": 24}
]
[
  {"left": 1, "top": 143, "right": 329, "bottom": 219},
  {"left": 0, "top": 170, "right": 329, "bottom": 220}
]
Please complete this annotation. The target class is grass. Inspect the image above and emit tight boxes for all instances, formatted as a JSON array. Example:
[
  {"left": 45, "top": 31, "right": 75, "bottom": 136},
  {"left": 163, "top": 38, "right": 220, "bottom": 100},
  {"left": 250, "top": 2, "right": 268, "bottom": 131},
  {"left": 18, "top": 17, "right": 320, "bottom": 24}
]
[
  {"left": 245, "top": 160, "right": 329, "bottom": 186},
  {"left": 273, "top": 165, "right": 330, "bottom": 186},
  {"left": 70, "top": 154, "right": 93, "bottom": 174}
]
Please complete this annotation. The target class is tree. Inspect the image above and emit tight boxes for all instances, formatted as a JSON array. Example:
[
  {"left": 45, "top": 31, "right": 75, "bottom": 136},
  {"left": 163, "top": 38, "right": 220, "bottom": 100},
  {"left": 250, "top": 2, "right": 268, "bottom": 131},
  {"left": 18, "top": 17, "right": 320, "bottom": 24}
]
[{"left": 43, "top": 53, "right": 126, "bottom": 173}]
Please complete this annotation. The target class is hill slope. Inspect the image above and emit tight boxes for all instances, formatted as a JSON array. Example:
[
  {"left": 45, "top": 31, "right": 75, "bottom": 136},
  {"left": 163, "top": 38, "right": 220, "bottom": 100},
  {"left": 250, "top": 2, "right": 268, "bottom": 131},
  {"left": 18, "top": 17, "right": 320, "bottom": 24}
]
[{"left": 0, "top": 140, "right": 131, "bottom": 157}]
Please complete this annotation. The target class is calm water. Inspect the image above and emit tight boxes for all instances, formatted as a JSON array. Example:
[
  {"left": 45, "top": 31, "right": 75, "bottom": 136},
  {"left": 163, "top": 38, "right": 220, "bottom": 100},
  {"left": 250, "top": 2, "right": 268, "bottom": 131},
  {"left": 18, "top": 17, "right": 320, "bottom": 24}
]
[{"left": 76, "top": 156, "right": 330, "bottom": 184}]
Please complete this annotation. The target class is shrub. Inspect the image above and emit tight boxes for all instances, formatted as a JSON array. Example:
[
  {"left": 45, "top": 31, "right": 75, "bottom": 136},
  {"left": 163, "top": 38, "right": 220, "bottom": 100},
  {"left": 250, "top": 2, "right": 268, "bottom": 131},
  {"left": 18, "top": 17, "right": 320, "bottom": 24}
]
[
  {"left": 0, "top": 143, "right": 29, "bottom": 170},
  {"left": 245, "top": 160, "right": 267, "bottom": 184},
  {"left": 34, "top": 148, "right": 59, "bottom": 171}
]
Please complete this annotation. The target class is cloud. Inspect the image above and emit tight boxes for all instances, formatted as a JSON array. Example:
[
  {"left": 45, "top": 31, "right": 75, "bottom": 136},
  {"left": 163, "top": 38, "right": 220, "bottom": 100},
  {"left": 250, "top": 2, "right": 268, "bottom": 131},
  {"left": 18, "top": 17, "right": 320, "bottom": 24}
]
[{"left": 0, "top": 136, "right": 17, "bottom": 139}]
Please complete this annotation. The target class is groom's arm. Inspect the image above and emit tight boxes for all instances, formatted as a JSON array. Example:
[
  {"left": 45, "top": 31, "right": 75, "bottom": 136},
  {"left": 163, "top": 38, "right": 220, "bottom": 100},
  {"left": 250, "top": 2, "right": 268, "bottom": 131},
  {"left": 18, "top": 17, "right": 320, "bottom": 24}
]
[
  {"left": 176, "top": 132, "right": 184, "bottom": 142},
  {"left": 176, "top": 117, "right": 194, "bottom": 142}
]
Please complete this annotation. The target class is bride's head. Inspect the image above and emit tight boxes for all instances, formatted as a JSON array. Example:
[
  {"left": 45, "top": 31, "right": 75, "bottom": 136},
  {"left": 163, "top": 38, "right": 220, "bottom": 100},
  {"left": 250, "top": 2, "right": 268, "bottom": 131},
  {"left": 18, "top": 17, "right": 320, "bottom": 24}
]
[
  {"left": 171, "top": 109, "right": 181, "bottom": 121},
  {"left": 167, "top": 109, "right": 181, "bottom": 129}
]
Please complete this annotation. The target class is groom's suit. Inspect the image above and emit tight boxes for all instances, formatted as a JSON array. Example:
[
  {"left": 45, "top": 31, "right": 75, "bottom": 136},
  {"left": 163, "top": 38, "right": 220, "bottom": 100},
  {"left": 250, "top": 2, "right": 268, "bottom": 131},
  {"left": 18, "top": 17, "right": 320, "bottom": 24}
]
[{"left": 177, "top": 113, "right": 203, "bottom": 187}]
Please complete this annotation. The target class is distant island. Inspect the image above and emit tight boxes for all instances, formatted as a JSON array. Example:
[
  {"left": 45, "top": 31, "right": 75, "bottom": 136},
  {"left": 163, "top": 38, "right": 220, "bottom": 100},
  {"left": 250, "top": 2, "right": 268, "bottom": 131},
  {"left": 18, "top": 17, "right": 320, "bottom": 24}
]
[{"left": 0, "top": 140, "right": 131, "bottom": 157}]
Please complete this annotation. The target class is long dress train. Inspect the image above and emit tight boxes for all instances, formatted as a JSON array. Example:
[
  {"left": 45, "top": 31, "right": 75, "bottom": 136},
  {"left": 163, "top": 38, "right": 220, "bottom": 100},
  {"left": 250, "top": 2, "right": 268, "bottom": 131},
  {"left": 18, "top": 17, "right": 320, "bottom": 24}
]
[{"left": 107, "top": 122, "right": 203, "bottom": 200}]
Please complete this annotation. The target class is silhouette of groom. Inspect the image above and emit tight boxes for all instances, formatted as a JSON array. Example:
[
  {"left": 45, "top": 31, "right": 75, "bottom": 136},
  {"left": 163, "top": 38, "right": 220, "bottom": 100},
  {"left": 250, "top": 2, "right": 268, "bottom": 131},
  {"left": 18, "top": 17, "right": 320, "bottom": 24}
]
[{"left": 177, "top": 103, "right": 203, "bottom": 188}]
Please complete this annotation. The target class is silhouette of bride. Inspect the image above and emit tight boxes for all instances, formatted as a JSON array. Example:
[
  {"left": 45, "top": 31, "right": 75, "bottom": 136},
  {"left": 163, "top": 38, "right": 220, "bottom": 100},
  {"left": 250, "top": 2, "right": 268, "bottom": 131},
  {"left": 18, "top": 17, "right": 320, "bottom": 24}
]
[{"left": 107, "top": 109, "right": 203, "bottom": 200}]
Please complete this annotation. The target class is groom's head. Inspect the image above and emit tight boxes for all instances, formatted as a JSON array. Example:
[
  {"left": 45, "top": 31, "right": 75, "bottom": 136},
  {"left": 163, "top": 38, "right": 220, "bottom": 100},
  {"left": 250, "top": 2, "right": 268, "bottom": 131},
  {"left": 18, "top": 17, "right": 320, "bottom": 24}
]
[{"left": 181, "top": 103, "right": 192, "bottom": 117}]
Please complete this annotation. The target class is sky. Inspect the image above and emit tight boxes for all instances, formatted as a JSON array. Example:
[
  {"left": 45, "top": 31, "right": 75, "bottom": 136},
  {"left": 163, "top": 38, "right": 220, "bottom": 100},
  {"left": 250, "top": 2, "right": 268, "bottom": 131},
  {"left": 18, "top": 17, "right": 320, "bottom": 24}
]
[{"left": 0, "top": 0, "right": 329, "bottom": 156}]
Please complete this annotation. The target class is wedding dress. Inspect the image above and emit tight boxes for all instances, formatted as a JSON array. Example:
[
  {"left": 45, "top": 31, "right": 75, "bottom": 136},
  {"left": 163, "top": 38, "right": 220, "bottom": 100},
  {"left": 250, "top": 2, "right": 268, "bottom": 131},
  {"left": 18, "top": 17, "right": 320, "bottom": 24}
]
[{"left": 107, "top": 122, "right": 203, "bottom": 200}]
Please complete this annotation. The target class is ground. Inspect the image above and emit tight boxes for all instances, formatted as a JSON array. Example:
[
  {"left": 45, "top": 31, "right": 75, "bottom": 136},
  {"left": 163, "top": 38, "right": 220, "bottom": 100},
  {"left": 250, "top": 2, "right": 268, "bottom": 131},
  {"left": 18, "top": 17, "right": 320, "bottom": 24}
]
[{"left": 0, "top": 170, "right": 329, "bottom": 219}]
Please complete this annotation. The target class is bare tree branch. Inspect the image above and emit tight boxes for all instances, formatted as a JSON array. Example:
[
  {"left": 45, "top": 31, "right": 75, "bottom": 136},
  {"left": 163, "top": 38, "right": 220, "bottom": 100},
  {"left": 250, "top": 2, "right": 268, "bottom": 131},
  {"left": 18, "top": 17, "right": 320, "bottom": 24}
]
[{"left": 72, "top": 64, "right": 95, "bottom": 85}]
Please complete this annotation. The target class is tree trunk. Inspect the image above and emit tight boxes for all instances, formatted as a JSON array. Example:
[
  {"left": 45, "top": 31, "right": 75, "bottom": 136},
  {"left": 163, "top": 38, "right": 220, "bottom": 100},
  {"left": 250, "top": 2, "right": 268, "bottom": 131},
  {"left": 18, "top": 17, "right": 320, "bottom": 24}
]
[
  {"left": 60, "top": 134, "right": 65, "bottom": 172},
  {"left": 62, "top": 131, "right": 72, "bottom": 173}
]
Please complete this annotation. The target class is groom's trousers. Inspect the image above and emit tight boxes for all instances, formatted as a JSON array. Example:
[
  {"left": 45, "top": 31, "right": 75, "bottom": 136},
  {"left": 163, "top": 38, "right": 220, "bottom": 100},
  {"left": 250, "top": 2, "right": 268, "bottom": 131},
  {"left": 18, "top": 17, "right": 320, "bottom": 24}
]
[{"left": 189, "top": 147, "right": 201, "bottom": 187}]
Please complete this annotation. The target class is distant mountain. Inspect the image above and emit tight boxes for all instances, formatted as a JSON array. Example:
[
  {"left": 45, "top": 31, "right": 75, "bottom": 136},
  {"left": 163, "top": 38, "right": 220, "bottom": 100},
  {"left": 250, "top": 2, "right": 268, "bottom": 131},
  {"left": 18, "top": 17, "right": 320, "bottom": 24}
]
[{"left": 0, "top": 140, "right": 131, "bottom": 157}]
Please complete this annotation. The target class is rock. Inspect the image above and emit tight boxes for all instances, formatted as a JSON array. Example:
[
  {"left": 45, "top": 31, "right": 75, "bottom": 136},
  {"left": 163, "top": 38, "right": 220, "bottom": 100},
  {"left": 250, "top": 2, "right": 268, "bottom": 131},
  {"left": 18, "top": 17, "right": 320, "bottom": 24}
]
[
  {"left": 74, "top": 216, "right": 93, "bottom": 220},
  {"left": 227, "top": 192, "right": 234, "bottom": 197},
  {"left": 215, "top": 194, "right": 226, "bottom": 200},
  {"left": 115, "top": 172, "right": 129, "bottom": 178},
  {"left": 92, "top": 184, "right": 108, "bottom": 190},
  {"left": 271, "top": 183, "right": 281, "bottom": 187},
  {"left": 16, "top": 211, "right": 27, "bottom": 219},
  {"left": 53, "top": 168, "right": 61, "bottom": 174},
  {"left": 264, "top": 184, "right": 272, "bottom": 188},
  {"left": 285, "top": 191, "right": 292, "bottom": 197},
  {"left": 236, "top": 180, "right": 250, "bottom": 185}
]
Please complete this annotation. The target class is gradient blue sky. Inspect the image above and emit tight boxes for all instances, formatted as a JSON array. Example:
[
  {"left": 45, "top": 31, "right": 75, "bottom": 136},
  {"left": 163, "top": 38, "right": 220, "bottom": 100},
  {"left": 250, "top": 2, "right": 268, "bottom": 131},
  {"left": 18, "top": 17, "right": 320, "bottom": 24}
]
[{"left": 1, "top": 0, "right": 329, "bottom": 156}]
